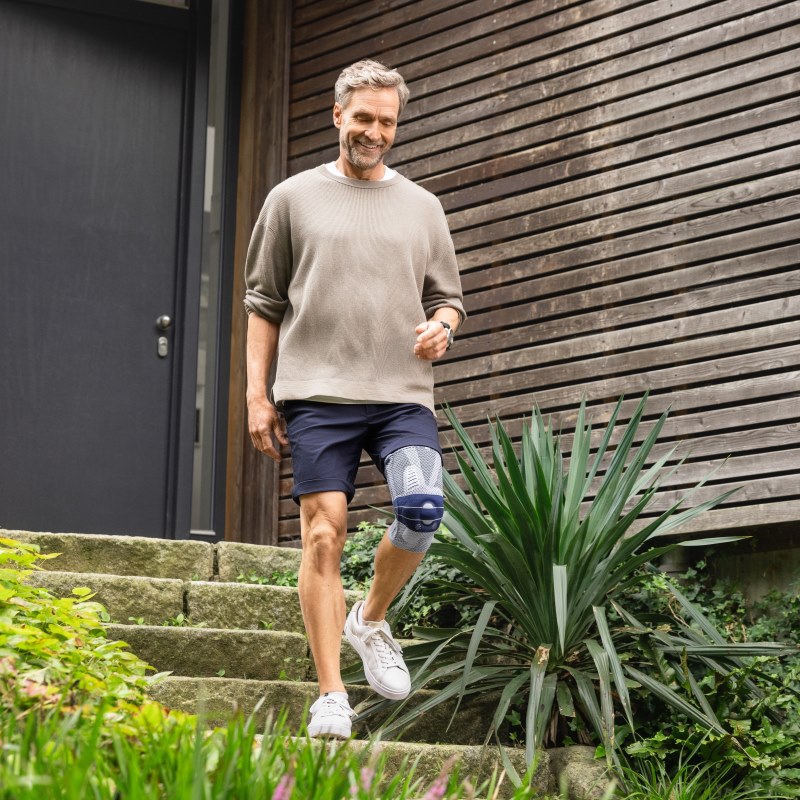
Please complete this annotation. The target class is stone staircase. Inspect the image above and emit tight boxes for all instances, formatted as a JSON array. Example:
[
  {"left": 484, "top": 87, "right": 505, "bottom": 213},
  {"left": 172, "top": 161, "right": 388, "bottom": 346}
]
[{"left": 4, "top": 529, "right": 609, "bottom": 799}]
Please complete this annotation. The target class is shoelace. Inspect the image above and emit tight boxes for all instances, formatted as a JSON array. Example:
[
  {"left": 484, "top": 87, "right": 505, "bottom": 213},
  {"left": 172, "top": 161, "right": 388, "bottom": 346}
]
[
  {"left": 314, "top": 696, "right": 355, "bottom": 719},
  {"left": 363, "top": 627, "right": 404, "bottom": 669}
]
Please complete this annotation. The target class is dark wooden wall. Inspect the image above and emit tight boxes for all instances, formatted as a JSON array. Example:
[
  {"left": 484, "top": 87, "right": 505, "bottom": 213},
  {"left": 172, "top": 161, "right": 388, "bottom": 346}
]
[
  {"left": 226, "top": 0, "right": 291, "bottom": 545},
  {"left": 270, "top": 0, "right": 800, "bottom": 545}
]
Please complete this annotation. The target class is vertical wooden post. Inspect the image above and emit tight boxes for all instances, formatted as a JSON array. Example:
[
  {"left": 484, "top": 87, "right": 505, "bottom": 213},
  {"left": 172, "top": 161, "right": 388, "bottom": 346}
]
[{"left": 225, "top": 0, "right": 291, "bottom": 544}]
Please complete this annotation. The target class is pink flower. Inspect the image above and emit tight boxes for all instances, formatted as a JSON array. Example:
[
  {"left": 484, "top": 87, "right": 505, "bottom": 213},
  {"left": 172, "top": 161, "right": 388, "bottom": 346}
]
[
  {"left": 422, "top": 776, "right": 447, "bottom": 800},
  {"left": 422, "top": 755, "right": 458, "bottom": 800},
  {"left": 350, "top": 765, "right": 375, "bottom": 797},
  {"left": 272, "top": 772, "right": 294, "bottom": 800}
]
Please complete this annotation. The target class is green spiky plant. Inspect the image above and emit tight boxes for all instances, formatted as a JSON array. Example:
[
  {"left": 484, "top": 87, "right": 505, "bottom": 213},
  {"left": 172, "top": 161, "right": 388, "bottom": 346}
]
[{"left": 348, "top": 396, "right": 792, "bottom": 786}]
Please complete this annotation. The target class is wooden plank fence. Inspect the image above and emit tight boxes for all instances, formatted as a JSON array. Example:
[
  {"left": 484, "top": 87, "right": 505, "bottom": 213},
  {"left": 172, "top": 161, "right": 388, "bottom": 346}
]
[{"left": 275, "top": 0, "right": 800, "bottom": 545}]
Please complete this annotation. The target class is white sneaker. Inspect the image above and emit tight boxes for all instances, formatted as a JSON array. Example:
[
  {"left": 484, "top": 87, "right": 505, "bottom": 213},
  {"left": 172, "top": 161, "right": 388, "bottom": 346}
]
[
  {"left": 344, "top": 600, "right": 410, "bottom": 700},
  {"left": 307, "top": 692, "right": 356, "bottom": 739}
]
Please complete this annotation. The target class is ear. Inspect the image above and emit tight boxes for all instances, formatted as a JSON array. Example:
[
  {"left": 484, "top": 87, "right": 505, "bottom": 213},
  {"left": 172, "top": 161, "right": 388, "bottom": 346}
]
[{"left": 332, "top": 103, "right": 343, "bottom": 129}]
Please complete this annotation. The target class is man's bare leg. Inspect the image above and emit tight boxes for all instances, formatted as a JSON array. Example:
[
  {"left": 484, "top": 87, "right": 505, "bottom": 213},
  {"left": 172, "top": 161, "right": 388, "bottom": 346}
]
[
  {"left": 298, "top": 491, "right": 348, "bottom": 695},
  {"left": 363, "top": 532, "right": 424, "bottom": 622}
]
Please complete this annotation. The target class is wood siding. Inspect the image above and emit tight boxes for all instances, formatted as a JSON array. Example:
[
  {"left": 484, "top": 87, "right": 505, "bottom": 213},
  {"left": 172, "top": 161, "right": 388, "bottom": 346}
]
[
  {"left": 226, "top": 0, "right": 291, "bottom": 545},
  {"left": 274, "top": 0, "right": 799, "bottom": 545}
]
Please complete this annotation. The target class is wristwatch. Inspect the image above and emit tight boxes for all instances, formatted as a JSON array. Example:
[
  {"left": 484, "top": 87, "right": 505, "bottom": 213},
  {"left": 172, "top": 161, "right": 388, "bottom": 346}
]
[{"left": 440, "top": 321, "right": 454, "bottom": 350}]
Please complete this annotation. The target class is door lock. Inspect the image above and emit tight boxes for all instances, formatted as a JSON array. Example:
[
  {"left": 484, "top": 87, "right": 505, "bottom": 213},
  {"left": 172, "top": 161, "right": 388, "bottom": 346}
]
[{"left": 156, "top": 315, "right": 172, "bottom": 358}]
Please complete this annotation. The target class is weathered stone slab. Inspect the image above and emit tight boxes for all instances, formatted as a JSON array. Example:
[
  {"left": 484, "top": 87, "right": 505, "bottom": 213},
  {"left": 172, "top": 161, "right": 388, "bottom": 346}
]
[
  {"left": 26, "top": 571, "right": 184, "bottom": 625},
  {"left": 350, "top": 740, "right": 548, "bottom": 800},
  {"left": 186, "top": 582, "right": 304, "bottom": 633},
  {"left": 547, "top": 746, "right": 612, "bottom": 800},
  {"left": 105, "top": 624, "right": 308, "bottom": 681},
  {"left": 3, "top": 530, "right": 214, "bottom": 580},
  {"left": 216, "top": 541, "right": 302, "bottom": 583},
  {"left": 149, "top": 676, "right": 498, "bottom": 747},
  {"left": 186, "top": 581, "right": 362, "bottom": 633},
  {"left": 149, "top": 677, "right": 609, "bottom": 798}
]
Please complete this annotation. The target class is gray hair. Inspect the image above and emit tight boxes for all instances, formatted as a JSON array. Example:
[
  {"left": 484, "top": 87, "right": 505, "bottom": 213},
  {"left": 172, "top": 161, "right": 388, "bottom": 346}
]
[{"left": 334, "top": 59, "right": 410, "bottom": 115}]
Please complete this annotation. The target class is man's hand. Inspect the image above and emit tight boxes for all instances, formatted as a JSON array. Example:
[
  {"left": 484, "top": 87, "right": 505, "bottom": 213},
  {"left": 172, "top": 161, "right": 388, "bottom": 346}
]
[
  {"left": 247, "top": 397, "right": 289, "bottom": 462},
  {"left": 414, "top": 320, "right": 450, "bottom": 361}
]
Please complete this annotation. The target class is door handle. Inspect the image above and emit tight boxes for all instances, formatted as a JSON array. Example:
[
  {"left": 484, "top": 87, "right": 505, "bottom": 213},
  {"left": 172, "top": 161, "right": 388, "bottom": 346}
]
[{"left": 156, "top": 315, "right": 172, "bottom": 358}]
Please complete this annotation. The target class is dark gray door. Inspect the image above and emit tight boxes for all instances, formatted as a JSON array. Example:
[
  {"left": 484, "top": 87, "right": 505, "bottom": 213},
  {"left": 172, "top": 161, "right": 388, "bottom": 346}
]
[{"left": 0, "top": 1, "right": 203, "bottom": 537}]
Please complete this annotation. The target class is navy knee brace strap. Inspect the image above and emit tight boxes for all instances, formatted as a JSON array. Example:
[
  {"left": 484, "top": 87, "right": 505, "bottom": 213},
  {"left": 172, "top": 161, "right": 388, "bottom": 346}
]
[
  {"left": 395, "top": 493, "right": 444, "bottom": 533},
  {"left": 385, "top": 446, "right": 444, "bottom": 553}
]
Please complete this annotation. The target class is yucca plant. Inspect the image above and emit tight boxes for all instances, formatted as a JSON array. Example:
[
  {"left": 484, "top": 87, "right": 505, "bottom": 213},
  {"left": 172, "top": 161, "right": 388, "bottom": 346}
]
[{"left": 350, "top": 396, "right": 792, "bottom": 783}]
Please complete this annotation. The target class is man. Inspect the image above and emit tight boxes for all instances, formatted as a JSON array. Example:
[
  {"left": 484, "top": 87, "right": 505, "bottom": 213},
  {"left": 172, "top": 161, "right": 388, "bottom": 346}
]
[{"left": 244, "top": 59, "right": 465, "bottom": 739}]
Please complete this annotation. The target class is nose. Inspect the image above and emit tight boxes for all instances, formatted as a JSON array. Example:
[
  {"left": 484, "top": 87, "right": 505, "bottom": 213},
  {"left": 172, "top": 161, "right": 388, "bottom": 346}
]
[{"left": 363, "top": 120, "right": 381, "bottom": 141}]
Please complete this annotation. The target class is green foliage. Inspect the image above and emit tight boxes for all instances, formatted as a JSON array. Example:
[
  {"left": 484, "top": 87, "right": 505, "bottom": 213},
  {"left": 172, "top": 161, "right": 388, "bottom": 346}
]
[
  {"left": 616, "top": 737, "right": 773, "bottom": 800},
  {"left": 0, "top": 697, "right": 544, "bottom": 799},
  {"left": 617, "top": 566, "right": 800, "bottom": 797},
  {"left": 0, "top": 536, "right": 543, "bottom": 798},
  {"left": 237, "top": 571, "right": 289, "bottom": 586},
  {"left": 160, "top": 613, "right": 208, "bottom": 628},
  {"left": 0, "top": 536, "right": 154, "bottom": 716},
  {"left": 348, "top": 397, "right": 795, "bottom": 790},
  {"left": 234, "top": 520, "right": 384, "bottom": 593},
  {"left": 340, "top": 519, "right": 386, "bottom": 593},
  {"left": 389, "top": 535, "right": 478, "bottom": 636}
]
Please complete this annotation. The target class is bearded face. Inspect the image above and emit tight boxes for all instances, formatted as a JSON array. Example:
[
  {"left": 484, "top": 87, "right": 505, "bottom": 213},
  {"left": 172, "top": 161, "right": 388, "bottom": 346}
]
[{"left": 333, "top": 87, "right": 400, "bottom": 180}]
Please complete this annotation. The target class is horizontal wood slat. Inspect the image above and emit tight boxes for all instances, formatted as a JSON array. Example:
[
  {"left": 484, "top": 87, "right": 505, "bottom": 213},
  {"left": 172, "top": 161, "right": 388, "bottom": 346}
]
[
  {"left": 276, "top": 0, "right": 800, "bottom": 544},
  {"left": 290, "top": 0, "right": 795, "bottom": 152}
]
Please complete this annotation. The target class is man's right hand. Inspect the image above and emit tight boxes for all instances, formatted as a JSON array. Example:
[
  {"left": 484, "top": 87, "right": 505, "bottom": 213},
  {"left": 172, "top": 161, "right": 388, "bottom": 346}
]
[{"left": 247, "top": 397, "right": 289, "bottom": 462}]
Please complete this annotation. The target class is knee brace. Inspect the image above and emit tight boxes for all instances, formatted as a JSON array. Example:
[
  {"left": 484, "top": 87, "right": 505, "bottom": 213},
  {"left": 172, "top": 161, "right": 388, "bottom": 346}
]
[{"left": 385, "top": 446, "right": 444, "bottom": 553}]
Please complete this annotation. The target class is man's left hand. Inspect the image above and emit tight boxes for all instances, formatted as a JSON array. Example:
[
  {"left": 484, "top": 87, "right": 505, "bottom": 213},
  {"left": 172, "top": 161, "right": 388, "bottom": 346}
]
[{"left": 414, "top": 320, "right": 449, "bottom": 361}]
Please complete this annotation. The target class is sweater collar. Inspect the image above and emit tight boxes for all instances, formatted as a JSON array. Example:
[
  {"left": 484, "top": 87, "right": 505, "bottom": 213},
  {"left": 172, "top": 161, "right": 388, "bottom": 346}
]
[{"left": 315, "top": 164, "right": 404, "bottom": 188}]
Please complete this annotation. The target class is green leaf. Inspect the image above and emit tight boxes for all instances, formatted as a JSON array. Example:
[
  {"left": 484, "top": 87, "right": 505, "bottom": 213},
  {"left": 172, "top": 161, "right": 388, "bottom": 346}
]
[
  {"left": 593, "top": 605, "right": 633, "bottom": 730},
  {"left": 624, "top": 665, "right": 729, "bottom": 735},
  {"left": 525, "top": 645, "right": 552, "bottom": 763},
  {"left": 553, "top": 564, "right": 568, "bottom": 657}
]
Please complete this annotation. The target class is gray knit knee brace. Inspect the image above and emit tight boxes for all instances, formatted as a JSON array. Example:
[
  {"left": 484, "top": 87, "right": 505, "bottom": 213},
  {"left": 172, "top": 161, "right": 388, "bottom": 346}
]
[{"left": 385, "top": 446, "right": 444, "bottom": 553}]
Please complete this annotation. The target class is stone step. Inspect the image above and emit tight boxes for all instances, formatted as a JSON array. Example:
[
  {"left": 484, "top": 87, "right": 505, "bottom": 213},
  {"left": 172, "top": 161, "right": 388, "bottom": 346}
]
[
  {"left": 106, "top": 624, "right": 309, "bottom": 681},
  {"left": 342, "top": 739, "right": 608, "bottom": 800},
  {"left": 6, "top": 530, "right": 215, "bottom": 580},
  {"left": 27, "top": 568, "right": 366, "bottom": 637},
  {"left": 4, "top": 530, "right": 612, "bottom": 798},
  {"left": 3, "top": 529, "right": 303, "bottom": 583},
  {"left": 216, "top": 540, "right": 302, "bottom": 583},
  {"left": 148, "top": 676, "right": 499, "bottom": 747},
  {"left": 27, "top": 571, "right": 185, "bottom": 626},
  {"left": 148, "top": 678, "right": 609, "bottom": 799},
  {"left": 186, "top": 580, "right": 359, "bottom": 633}
]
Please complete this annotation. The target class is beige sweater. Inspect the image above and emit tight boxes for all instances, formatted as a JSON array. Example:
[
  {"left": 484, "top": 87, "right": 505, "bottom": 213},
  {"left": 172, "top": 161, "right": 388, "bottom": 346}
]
[{"left": 244, "top": 166, "right": 466, "bottom": 412}]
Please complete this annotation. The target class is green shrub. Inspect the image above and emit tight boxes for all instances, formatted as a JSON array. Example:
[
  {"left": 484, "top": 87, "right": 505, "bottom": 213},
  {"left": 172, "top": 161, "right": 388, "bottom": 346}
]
[
  {"left": 346, "top": 397, "right": 795, "bottom": 793},
  {"left": 617, "top": 565, "right": 800, "bottom": 797},
  {"left": 0, "top": 535, "right": 543, "bottom": 799},
  {"left": 0, "top": 535, "right": 154, "bottom": 716},
  {"left": 0, "top": 695, "right": 546, "bottom": 800}
]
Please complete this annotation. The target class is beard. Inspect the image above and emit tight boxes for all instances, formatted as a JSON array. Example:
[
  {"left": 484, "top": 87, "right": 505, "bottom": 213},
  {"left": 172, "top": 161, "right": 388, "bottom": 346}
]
[{"left": 341, "top": 133, "right": 387, "bottom": 171}]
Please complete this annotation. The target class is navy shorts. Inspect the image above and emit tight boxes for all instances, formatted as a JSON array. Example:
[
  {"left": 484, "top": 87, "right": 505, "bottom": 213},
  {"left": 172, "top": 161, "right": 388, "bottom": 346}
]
[{"left": 282, "top": 401, "right": 441, "bottom": 504}]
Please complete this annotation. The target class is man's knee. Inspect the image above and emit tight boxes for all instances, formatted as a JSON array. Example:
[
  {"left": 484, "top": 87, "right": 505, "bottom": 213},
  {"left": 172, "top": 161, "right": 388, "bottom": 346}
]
[
  {"left": 300, "top": 493, "right": 347, "bottom": 559},
  {"left": 385, "top": 446, "right": 443, "bottom": 554}
]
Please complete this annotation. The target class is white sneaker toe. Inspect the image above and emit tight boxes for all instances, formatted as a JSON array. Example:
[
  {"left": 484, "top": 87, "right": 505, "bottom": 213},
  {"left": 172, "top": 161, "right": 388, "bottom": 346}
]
[
  {"left": 344, "top": 601, "right": 411, "bottom": 701},
  {"left": 307, "top": 693, "right": 356, "bottom": 739}
]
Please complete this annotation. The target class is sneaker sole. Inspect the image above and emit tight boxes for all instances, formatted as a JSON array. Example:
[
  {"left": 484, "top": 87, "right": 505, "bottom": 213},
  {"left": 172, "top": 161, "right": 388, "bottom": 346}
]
[
  {"left": 308, "top": 725, "right": 351, "bottom": 740},
  {"left": 344, "top": 625, "right": 411, "bottom": 701}
]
